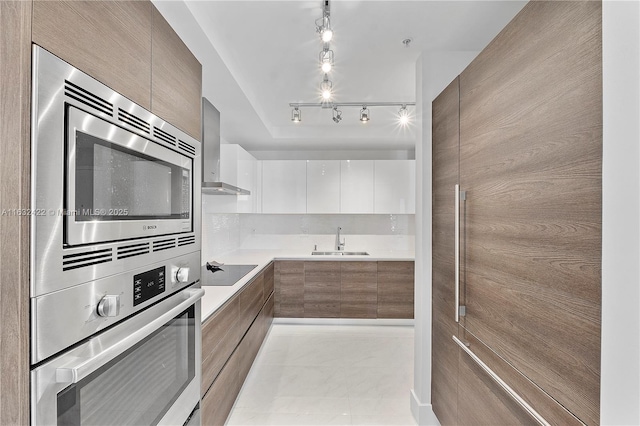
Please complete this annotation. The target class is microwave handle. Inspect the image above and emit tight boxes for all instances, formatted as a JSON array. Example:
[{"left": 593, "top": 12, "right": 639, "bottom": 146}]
[{"left": 56, "top": 288, "right": 204, "bottom": 384}]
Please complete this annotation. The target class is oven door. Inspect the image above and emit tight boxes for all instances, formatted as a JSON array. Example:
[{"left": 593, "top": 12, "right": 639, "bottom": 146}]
[
  {"left": 31, "top": 288, "right": 203, "bottom": 426},
  {"left": 65, "top": 105, "right": 193, "bottom": 246}
]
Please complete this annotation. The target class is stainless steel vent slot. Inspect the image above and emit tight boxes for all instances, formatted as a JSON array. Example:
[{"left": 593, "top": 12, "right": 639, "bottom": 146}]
[
  {"left": 153, "top": 238, "right": 177, "bottom": 252},
  {"left": 177, "top": 236, "right": 195, "bottom": 247},
  {"left": 64, "top": 80, "right": 113, "bottom": 116},
  {"left": 178, "top": 140, "right": 196, "bottom": 156},
  {"left": 117, "top": 242, "right": 150, "bottom": 260},
  {"left": 118, "top": 108, "right": 151, "bottom": 134},
  {"left": 62, "top": 248, "right": 113, "bottom": 271},
  {"left": 153, "top": 126, "right": 177, "bottom": 146}
]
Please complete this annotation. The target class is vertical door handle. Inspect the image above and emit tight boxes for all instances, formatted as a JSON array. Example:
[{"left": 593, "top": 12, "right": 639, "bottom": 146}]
[{"left": 455, "top": 184, "right": 466, "bottom": 322}]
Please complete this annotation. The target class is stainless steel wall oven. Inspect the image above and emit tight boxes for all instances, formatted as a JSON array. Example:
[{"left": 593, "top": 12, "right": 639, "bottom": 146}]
[{"left": 30, "top": 46, "right": 203, "bottom": 426}]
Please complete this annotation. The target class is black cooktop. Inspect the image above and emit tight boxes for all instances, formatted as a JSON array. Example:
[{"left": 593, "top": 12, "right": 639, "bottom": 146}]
[{"left": 201, "top": 263, "right": 258, "bottom": 286}]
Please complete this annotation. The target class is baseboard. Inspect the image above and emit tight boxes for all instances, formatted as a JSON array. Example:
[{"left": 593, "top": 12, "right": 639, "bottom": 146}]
[
  {"left": 272, "top": 317, "right": 415, "bottom": 326},
  {"left": 410, "top": 389, "right": 441, "bottom": 426}
]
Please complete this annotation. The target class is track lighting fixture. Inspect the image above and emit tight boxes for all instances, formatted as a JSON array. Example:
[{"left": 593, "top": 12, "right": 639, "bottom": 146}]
[
  {"left": 316, "top": 2, "right": 333, "bottom": 42},
  {"left": 320, "top": 74, "right": 333, "bottom": 100},
  {"left": 359, "top": 106, "right": 370, "bottom": 123},
  {"left": 332, "top": 107, "right": 342, "bottom": 123},
  {"left": 291, "top": 107, "right": 301, "bottom": 123},
  {"left": 319, "top": 48, "right": 334, "bottom": 73},
  {"left": 398, "top": 105, "right": 409, "bottom": 125}
]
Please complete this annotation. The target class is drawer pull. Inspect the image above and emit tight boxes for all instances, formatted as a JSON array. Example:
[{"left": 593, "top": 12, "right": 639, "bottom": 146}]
[{"left": 452, "top": 335, "right": 550, "bottom": 426}]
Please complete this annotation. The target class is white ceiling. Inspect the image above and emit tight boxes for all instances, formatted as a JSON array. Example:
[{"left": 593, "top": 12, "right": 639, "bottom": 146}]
[{"left": 154, "top": 0, "right": 527, "bottom": 153}]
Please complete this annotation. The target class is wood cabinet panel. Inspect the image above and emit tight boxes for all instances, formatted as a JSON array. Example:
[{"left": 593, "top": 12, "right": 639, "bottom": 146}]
[
  {"left": 431, "top": 77, "right": 460, "bottom": 426},
  {"left": 201, "top": 351, "right": 240, "bottom": 426},
  {"left": 239, "top": 273, "right": 264, "bottom": 334},
  {"left": 263, "top": 262, "right": 275, "bottom": 301},
  {"left": 377, "top": 261, "right": 414, "bottom": 319},
  {"left": 32, "top": 0, "right": 152, "bottom": 109},
  {"left": 459, "top": 2, "right": 601, "bottom": 424},
  {"left": 151, "top": 6, "right": 202, "bottom": 140},
  {"left": 201, "top": 297, "right": 240, "bottom": 395},
  {"left": 237, "top": 306, "right": 265, "bottom": 384},
  {"left": 304, "top": 261, "right": 341, "bottom": 318},
  {"left": 275, "top": 261, "right": 304, "bottom": 317},
  {"left": 340, "top": 262, "right": 377, "bottom": 319}
]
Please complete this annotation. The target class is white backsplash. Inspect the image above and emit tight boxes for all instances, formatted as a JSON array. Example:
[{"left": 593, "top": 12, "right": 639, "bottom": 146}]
[{"left": 202, "top": 211, "right": 415, "bottom": 261}]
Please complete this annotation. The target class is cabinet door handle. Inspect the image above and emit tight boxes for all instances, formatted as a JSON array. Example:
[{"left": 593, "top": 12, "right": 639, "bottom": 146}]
[
  {"left": 452, "top": 335, "right": 550, "bottom": 426},
  {"left": 455, "top": 184, "right": 464, "bottom": 322}
]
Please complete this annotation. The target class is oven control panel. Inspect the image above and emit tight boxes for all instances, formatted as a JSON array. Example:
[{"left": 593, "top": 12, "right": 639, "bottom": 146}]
[{"left": 133, "top": 266, "right": 166, "bottom": 306}]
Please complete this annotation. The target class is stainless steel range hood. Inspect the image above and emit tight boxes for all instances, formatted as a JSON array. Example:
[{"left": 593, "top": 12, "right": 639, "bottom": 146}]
[{"left": 201, "top": 97, "right": 250, "bottom": 195}]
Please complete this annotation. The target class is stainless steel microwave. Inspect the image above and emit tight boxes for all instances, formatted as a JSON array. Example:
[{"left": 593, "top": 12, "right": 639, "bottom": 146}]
[{"left": 31, "top": 46, "right": 201, "bottom": 297}]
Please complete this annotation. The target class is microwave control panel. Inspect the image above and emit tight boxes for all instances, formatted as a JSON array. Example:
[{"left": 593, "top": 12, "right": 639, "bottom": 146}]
[{"left": 133, "top": 266, "right": 166, "bottom": 306}]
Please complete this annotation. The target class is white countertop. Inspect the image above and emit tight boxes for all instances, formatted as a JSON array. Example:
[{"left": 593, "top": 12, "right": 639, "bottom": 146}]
[{"left": 199, "top": 249, "right": 415, "bottom": 323}]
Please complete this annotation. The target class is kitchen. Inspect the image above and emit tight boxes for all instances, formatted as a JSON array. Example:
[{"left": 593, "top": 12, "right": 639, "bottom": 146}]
[{"left": 0, "top": 1, "right": 638, "bottom": 426}]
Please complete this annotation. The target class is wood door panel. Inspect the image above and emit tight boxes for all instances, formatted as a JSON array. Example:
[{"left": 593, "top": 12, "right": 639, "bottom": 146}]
[
  {"left": 264, "top": 262, "right": 275, "bottom": 300},
  {"left": 151, "top": 6, "right": 202, "bottom": 140},
  {"left": 32, "top": 0, "right": 152, "bottom": 109},
  {"left": 304, "top": 261, "right": 341, "bottom": 318},
  {"left": 239, "top": 274, "right": 264, "bottom": 333},
  {"left": 377, "top": 261, "right": 414, "bottom": 319},
  {"left": 459, "top": 2, "right": 601, "bottom": 424},
  {"left": 275, "top": 261, "right": 304, "bottom": 317},
  {"left": 340, "top": 261, "right": 377, "bottom": 319},
  {"left": 201, "top": 352, "right": 240, "bottom": 426}
]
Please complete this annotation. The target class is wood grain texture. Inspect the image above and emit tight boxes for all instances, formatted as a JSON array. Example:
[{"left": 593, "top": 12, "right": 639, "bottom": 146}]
[
  {"left": 304, "top": 261, "right": 341, "bottom": 318},
  {"left": 263, "top": 261, "right": 274, "bottom": 301},
  {"left": 238, "top": 273, "right": 264, "bottom": 334},
  {"left": 377, "top": 261, "right": 415, "bottom": 319},
  {"left": 32, "top": 0, "right": 152, "bottom": 109},
  {"left": 201, "top": 351, "right": 240, "bottom": 426},
  {"left": 201, "top": 297, "right": 240, "bottom": 395},
  {"left": 0, "top": 2, "right": 31, "bottom": 424},
  {"left": 151, "top": 5, "right": 202, "bottom": 140},
  {"left": 431, "top": 77, "right": 460, "bottom": 426},
  {"left": 236, "top": 306, "right": 264, "bottom": 385},
  {"left": 340, "top": 261, "right": 377, "bottom": 319},
  {"left": 459, "top": 1, "right": 602, "bottom": 424},
  {"left": 274, "top": 261, "right": 304, "bottom": 318}
]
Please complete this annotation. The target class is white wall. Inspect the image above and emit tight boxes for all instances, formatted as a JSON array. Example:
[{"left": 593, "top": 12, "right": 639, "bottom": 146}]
[
  {"left": 412, "top": 51, "right": 478, "bottom": 425},
  {"left": 601, "top": 1, "right": 640, "bottom": 424}
]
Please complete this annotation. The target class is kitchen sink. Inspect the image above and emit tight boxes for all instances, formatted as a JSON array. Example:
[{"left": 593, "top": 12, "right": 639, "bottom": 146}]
[{"left": 311, "top": 251, "right": 369, "bottom": 256}]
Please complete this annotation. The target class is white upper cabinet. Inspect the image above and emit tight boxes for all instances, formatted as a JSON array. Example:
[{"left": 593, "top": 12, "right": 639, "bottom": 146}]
[
  {"left": 261, "top": 160, "right": 307, "bottom": 213},
  {"left": 207, "top": 144, "right": 258, "bottom": 213},
  {"left": 236, "top": 148, "right": 258, "bottom": 213},
  {"left": 374, "top": 160, "right": 415, "bottom": 214},
  {"left": 340, "top": 160, "right": 374, "bottom": 213},
  {"left": 307, "top": 161, "right": 340, "bottom": 213}
]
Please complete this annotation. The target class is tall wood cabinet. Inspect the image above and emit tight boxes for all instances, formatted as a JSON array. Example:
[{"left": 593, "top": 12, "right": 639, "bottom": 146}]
[{"left": 432, "top": 1, "right": 602, "bottom": 425}]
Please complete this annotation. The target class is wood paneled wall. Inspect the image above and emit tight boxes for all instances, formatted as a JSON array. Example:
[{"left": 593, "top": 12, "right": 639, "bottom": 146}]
[{"left": 0, "top": 1, "right": 32, "bottom": 424}]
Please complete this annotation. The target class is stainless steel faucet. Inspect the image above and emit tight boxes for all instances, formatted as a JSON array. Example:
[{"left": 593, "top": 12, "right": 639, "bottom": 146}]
[{"left": 336, "top": 227, "right": 345, "bottom": 251}]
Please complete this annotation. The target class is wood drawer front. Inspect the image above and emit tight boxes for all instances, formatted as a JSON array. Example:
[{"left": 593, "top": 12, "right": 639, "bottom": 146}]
[
  {"left": 458, "top": 331, "right": 582, "bottom": 426},
  {"left": 377, "top": 261, "right": 415, "bottom": 319},
  {"left": 340, "top": 261, "right": 377, "bottom": 319},
  {"left": 201, "top": 351, "right": 241, "bottom": 426},
  {"left": 263, "top": 262, "right": 275, "bottom": 301},
  {"left": 275, "top": 261, "right": 304, "bottom": 318},
  {"left": 304, "top": 261, "right": 341, "bottom": 318},
  {"left": 239, "top": 274, "right": 264, "bottom": 333},
  {"left": 201, "top": 297, "right": 240, "bottom": 395},
  {"left": 151, "top": 6, "right": 202, "bottom": 140},
  {"left": 32, "top": 0, "right": 152, "bottom": 109}
]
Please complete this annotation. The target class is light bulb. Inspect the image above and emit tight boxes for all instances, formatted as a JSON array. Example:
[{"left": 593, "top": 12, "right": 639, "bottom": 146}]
[
  {"left": 322, "top": 29, "right": 333, "bottom": 42},
  {"left": 399, "top": 114, "right": 409, "bottom": 125},
  {"left": 321, "top": 60, "right": 332, "bottom": 73},
  {"left": 398, "top": 106, "right": 409, "bottom": 125},
  {"left": 322, "top": 89, "right": 331, "bottom": 100}
]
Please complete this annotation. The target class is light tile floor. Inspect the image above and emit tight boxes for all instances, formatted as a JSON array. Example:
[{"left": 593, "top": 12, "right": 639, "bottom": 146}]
[{"left": 226, "top": 324, "right": 417, "bottom": 426}]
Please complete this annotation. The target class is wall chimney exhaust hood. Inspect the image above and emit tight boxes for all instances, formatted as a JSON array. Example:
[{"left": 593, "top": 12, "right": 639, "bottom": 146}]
[{"left": 201, "top": 97, "right": 250, "bottom": 195}]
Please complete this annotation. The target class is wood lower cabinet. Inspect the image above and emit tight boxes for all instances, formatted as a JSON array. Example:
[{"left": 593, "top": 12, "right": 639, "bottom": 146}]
[
  {"left": 151, "top": 6, "right": 202, "bottom": 140},
  {"left": 340, "top": 262, "right": 377, "bottom": 319},
  {"left": 201, "top": 262, "right": 274, "bottom": 426},
  {"left": 32, "top": 0, "right": 153, "bottom": 109},
  {"left": 263, "top": 262, "right": 274, "bottom": 303},
  {"left": 432, "top": 2, "right": 602, "bottom": 425},
  {"left": 274, "top": 260, "right": 414, "bottom": 319},
  {"left": 377, "top": 261, "right": 414, "bottom": 319},
  {"left": 304, "top": 261, "right": 341, "bottom": 318}
]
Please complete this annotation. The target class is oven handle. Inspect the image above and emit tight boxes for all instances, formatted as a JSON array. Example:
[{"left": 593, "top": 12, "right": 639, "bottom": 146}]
[{"left": 56, "top": 288, "right": 204, "bottom": 384}]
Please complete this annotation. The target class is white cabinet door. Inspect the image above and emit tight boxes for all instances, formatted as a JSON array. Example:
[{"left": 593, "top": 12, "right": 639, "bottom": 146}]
[
  {"left": 237, "top": 148, "right": 257, "bottom": 213},
  {"left": 261, "top": 160, "right": 307, "bottom": 213},
  {"left": 340, "top": 160, "right": 374, "bottom": 213},
  {"left": 374, "top": 160, "right": 415, "bottom": 214},
  {"left": 307, "top": 160, "right": 340, "bottom": 213}
]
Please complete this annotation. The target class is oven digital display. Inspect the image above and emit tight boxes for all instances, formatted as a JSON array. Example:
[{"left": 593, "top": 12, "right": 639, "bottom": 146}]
[{"left": 133, "top": 266, "right": 166, "bottom": 306}]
